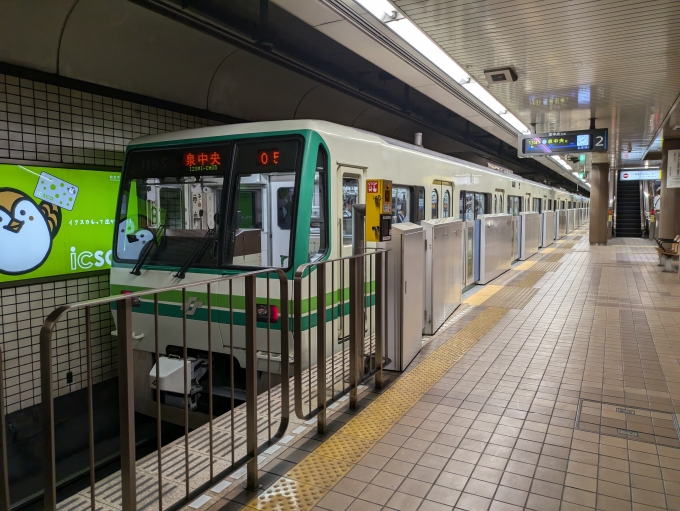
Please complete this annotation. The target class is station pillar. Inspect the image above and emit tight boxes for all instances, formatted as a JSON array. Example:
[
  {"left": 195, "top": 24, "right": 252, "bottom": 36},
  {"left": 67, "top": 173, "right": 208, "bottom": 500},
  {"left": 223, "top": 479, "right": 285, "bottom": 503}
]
[
  {"left": 658, "top": 138, "right": 680, "bottom": 239},
  {"left": 589, "top": 163, "right": 609, "bottom": 245}
]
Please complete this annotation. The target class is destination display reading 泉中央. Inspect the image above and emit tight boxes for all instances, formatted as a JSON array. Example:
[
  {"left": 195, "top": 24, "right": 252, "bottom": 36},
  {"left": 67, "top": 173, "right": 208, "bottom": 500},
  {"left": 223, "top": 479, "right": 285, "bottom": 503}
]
[
  {"left": 125, "top": 142, "right": 233, "bottom": 178},
  {"left": 0, "top": 164, "right": 120, "bottom": 282},
  {"left": 518, "top": 129, "right": 608, "bottom": 156}
]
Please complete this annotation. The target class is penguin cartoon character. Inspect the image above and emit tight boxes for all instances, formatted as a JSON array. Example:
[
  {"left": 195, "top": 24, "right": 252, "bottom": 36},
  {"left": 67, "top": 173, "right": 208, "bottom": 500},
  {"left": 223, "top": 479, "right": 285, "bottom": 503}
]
[{"left": 0, "top": 188, "right": 62, "bottom": 275}]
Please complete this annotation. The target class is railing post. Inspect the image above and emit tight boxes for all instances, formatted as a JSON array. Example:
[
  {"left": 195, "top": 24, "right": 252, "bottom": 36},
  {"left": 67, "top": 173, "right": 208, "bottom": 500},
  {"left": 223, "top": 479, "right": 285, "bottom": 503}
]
[
  {"left": 0, "top": 348, "right": 10, "bottom": 511},
  {"left": 316, "top": 264, "right": 327, "bottom": 434},
  {"left": 244, "top": 274, "right": 259, "bottom": 490},
  {"left": 349, "top": 258, "right": 358, "bottom": 410},
  {"left": 374, "top": 252, "right": 384, "bottom": 390},
  {"left": 117, "top": 297, "right": 137, "bottom": 511},
  {"left": 40, "top": 313, "right": 57, "bottom": 511}
]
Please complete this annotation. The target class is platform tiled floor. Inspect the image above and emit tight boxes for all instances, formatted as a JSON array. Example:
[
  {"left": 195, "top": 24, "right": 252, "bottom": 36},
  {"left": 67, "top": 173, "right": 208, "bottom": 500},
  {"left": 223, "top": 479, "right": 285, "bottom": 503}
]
[{"left": 200, "top": 228, "right": 680, "bottom": 511}]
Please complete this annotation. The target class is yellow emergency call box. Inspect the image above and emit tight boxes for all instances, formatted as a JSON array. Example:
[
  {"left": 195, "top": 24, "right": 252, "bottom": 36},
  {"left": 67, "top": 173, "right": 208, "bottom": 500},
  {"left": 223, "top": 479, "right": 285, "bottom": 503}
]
[{"left": 366, "top": 179, "right": 392, "bottom": 242}]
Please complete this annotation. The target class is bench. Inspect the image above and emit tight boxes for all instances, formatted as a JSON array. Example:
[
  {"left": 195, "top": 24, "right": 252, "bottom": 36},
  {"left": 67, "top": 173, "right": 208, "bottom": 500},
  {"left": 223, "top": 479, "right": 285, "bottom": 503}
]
[{"left": 655, "top": 236, "right": 680, "bottom": 272}]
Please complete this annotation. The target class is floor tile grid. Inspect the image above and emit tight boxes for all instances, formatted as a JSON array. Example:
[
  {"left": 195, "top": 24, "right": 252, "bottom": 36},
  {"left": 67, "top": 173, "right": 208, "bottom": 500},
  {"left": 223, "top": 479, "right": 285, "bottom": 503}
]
[{"left": 312, "top": 229, "right": 680, "bottom": 511}]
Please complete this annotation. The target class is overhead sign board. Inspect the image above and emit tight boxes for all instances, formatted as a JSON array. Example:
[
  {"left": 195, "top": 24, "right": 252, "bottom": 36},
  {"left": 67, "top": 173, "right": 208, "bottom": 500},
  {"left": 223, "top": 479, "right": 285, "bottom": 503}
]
[
  {"left": 620, "top": 170, "right": 661, "bottom": 181},
  {"left": 668, "top": 149, "right": 680, "bottom": 188},
  {"left": 0, "top": 164, "right": 120, "bottom": 283},
  {"left": 518, "top": 129, "right": 608, "bottom": 156}
]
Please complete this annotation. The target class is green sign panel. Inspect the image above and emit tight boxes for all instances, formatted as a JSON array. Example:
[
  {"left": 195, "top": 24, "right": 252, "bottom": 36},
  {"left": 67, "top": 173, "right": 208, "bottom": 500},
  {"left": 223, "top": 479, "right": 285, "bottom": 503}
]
[{"left": 0, "top": 164, "right": 120, "bottom": 283}]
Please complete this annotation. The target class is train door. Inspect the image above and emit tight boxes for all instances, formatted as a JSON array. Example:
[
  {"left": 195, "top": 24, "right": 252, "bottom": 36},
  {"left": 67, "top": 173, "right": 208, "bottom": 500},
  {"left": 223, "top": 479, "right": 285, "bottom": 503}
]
[
  {"left": 433, "top": 180, "right": 453, "bottom": 219},
  {"left": 269, "top": 174, "right": 296, "bottom": 267},
  {"left": 339, "top": 170, "right": 363, "bottom": 258}
]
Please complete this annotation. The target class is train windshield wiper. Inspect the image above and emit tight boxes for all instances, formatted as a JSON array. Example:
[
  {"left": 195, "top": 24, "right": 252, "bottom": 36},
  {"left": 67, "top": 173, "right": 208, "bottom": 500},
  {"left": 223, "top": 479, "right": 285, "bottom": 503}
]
[
  {"left": 174, "top": 229, "right": 217, "bottom": 279},
  {"left": 130, "top": 225, "right": 165, "bottom": 276}
]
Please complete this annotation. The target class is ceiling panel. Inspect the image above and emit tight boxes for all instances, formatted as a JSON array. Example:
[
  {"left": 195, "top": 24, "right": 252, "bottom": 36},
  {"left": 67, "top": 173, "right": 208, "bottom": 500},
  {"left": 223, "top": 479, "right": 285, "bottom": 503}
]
[{"left": 392, "top": 0, "right": 680, "bottom": 168}]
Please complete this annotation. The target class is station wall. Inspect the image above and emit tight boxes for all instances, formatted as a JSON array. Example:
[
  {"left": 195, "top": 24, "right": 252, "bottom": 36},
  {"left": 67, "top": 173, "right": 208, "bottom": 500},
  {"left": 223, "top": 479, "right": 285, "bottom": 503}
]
[{"left": 0, "top": 71, "right": 223, "bottom": 414}]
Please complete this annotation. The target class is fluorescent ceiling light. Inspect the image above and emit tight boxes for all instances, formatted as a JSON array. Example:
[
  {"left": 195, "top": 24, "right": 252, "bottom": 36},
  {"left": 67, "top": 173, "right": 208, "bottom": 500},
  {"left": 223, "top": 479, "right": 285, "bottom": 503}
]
[
  {"left": 461, "top": 81, "right": 506, "bottom": 113},
  {"left": 499, "top": 112, "right": 530, "bottom": 134},
  {"left": 354, "top": 0, "right": 397, "bottom": 19},
  {"left": 387, "top": 18, "right": 470, "bottom": 84},
  {"left": 354, "top": 0, "right": 532, "bottom": 137},
  {"left": 550, "top": 155, "right": 572, "bottom": 171}
]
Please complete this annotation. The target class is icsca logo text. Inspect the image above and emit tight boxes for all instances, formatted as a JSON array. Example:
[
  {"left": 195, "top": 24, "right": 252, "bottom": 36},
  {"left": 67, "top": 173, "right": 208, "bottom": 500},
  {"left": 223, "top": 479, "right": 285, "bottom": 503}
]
[{"left": 70, "top": 247, "right": 113, "bottom": 270}]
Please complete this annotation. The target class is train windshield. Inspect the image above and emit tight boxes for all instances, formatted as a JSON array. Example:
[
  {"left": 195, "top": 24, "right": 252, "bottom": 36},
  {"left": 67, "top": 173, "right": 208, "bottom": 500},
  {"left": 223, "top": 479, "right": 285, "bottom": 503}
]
[{"left": 116, "top": 138, "right": 303, "bottom": 270}]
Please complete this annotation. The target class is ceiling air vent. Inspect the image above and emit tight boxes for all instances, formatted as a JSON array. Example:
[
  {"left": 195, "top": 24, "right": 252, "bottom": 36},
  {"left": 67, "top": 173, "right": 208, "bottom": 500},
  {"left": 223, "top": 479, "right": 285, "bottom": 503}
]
[{"left": 483, "top": 67, "right": 518, "bottom": 85}]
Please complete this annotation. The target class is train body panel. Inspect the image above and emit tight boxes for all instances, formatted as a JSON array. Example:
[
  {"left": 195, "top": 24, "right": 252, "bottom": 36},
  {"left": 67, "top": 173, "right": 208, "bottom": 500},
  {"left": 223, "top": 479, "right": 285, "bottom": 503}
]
[{"left": 111, "top": 120, "right": 588, "bottom": 411}]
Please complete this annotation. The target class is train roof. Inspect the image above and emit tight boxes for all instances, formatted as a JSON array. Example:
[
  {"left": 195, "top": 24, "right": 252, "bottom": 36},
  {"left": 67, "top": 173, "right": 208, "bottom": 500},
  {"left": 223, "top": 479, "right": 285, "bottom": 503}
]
[{"left": 126, "top": 119, "right": 588, "bottom": 200}]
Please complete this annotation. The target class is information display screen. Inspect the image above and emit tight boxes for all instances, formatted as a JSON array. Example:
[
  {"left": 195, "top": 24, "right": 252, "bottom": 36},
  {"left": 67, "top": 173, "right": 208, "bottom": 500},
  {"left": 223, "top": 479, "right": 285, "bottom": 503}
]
[
  {"left": 0, "top": 164, "right": 120, "bottom": 283},
  {"left": 518, "top": 129, "right": 608, "bottom": 156},
  {"left": 524, "top": 134, "right": 590, "bottom": 153},
  {"left": 125, "top": 142, "right": 232, "bottom": 178}
]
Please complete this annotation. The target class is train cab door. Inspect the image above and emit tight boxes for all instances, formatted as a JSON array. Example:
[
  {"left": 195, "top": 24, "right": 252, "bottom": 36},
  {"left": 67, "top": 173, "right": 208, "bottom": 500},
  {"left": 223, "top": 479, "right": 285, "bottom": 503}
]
[
  {"left": 337, "top": 167, "right": 365, "bottom": 344},
  {"left": 269, "top": 174, "right": 296, "bottom": 268}
]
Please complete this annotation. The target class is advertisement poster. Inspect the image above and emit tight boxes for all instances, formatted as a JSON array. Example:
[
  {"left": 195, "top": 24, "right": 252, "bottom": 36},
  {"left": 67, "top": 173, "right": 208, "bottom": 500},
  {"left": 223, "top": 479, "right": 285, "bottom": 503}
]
[
  {"left": 0, "top": 164, "right": 120, "bottom": 283},
  {"left": 668, "top": 149, "right": 680, "bottom": 188}
]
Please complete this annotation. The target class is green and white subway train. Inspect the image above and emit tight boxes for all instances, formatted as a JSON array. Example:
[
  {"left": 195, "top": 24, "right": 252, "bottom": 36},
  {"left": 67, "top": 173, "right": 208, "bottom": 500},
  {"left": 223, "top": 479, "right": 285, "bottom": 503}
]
[{"left": 111, "top": 120, "right": 588, "bottom": 412}]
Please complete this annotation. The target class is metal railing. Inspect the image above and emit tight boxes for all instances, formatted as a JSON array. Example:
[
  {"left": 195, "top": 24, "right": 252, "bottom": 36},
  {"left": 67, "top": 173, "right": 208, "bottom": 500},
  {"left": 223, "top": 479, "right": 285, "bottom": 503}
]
[
  {"left": 39, "top": 268, "right": 288, "bottom": 511},
  {"left": 0, "top": 347, "right": 9, "bottom": 511},
  {"left": 293, "top": 250, "right": 388, "bottom": 434}
]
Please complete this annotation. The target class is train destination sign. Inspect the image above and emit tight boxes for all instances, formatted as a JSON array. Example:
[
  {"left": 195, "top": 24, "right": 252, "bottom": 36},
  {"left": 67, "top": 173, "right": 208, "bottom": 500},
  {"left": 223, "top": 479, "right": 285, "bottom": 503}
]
[{"left": 518, "top": 129, "right": 608, "bottom": 156}]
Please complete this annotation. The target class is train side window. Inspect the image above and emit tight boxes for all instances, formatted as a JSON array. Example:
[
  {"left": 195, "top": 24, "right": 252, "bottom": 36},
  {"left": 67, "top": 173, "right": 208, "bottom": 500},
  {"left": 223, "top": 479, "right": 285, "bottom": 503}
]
[
  {"left": 507, "top": 195, "right": 522, "bottom": 216},
  {"left": 392, "top": 186, "right": 411, "bottom": 223},
  {"left": 309, "top": 147, "right": 328, "bottom": 262},
  {"left": 416, "top": 187, "right": 425, "bottom": 222},
  {"left": 443, "top": 190, "right": 451, "bottom": 218},
  {"left": 342, "top": 176, "right": 359, "bottom": 245},
  {"left": 561, "top": 200, "right": 565, "bottom": 209},
  {"left": 533, "top": 198, "right": 542, "bottom": 213},
  {"left": 475, "top": 193, "right": 486, "bottom": 218},
  {"left": 431, "top": 189, "right": 439, "bottom": 219}
]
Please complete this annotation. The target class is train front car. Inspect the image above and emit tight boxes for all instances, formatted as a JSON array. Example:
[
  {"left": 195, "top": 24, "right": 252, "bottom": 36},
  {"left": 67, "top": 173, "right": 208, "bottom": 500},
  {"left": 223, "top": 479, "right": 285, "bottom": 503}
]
[{"left": 110, "top": 125, "right": 329, "bottom": 416}]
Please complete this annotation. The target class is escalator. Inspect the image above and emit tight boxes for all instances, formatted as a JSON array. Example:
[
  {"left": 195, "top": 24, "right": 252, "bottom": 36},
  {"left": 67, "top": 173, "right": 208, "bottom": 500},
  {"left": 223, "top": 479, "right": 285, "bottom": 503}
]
[{"left": 616, "top": 179, "right": 642, "bottom": 237}]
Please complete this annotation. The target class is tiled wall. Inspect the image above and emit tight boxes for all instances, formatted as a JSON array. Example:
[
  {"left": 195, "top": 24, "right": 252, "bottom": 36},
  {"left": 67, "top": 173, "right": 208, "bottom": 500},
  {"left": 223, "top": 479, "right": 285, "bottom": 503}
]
[
  {"left": 0, "top": 70, "right": 226, "bottom": 414},
  {"left": 0, "top": 274, "right": 114, "bottom": 414},
  {"left": 0, "top": 73, "right": 219, "bottom": 167}
]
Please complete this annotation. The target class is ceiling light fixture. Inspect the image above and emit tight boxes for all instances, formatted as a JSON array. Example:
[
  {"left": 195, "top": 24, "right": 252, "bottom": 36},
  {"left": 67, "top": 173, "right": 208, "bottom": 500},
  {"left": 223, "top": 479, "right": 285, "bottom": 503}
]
[{"left": 354, "top": 0, "right": 531, "bottom": 135}]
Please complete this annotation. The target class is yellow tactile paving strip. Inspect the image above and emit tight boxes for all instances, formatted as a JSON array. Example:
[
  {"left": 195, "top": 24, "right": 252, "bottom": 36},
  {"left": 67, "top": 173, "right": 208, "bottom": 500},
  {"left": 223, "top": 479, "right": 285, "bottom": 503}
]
[
  {"left": 462, "top": 284, "right": 503, "bottom": 305},
  {"left": 244, "top": 307, "right": 509, "bottom": 511},
  {"left": 509, "top": 271, "right": 546, "bottom": 288}
]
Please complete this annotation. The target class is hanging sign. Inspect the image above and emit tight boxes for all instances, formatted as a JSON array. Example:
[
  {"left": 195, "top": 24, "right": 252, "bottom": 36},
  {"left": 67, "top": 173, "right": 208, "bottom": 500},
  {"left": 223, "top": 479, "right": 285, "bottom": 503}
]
[
  {"left": 668, "top": 149, "right": 680, "bottom": 188},
  {"left": 619, "top": 170, "right": 661, "bottom": 181}
]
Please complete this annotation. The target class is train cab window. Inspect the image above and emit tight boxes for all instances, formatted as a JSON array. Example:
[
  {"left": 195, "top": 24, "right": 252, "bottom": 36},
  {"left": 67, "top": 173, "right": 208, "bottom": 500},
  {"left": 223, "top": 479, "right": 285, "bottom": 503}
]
[
  {"left": 443, "top": 190, "right": 451, "bottom": 218},
  {"left": 392, "top": 186, "right": 411, "bottom": 223},
  {"left": 116, "top": 142, "right": 231, "bottom": 269},
  {"left": 342, "top": 177, "right": 359, "bottom": 245},
  {"left": 308, "top": 147, "right": 328, "bottom": 262},
  {"left": 507, "top": 195, "right": 522, "bottom": 216},
  {"left": 227, "top": 139, "right": 302, "bottom": 268},
  {"left": 431, "top": 189, "right": 439, "bottom": 219}
]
